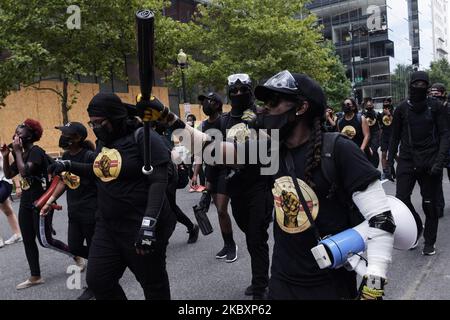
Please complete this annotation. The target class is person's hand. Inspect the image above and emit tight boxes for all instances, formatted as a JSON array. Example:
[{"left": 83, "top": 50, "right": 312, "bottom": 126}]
[
  {"left": 136, "top": 95, "right": 167, "bottom": 122},
  {"left": 191, "top": 175, "right": 198, "bottom": 187},
  {"left": 241, "top": 109, "right": 257, "bottom": 126},
  {"left": 135, "top": 217, "right": 157, "bottom": 255},
  {"left": 12, "top": 136, "right": 22, "bottom": 153},
  {"left": 48, "top": 160, "right": 71, "bottom": 177},
  {"left": 430, "top": 163, "right": 442, "bottom": 176},
  {"left": 40, "top": 203, "right": 52, "bottom": 216},
  {"left": 14, "top": 186, "right": 22, "bottom": 198},
  {"left": 358, "top": 275, "right": 385, "bottom": 300},
  {"left": 1, "top": 144, "right": 10, "bottom": 157}
]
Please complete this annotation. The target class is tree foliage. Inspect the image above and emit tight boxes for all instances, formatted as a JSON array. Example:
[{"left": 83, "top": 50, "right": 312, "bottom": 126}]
[{"left": 428, "top": 58, "right": 450, "bottom": 90}]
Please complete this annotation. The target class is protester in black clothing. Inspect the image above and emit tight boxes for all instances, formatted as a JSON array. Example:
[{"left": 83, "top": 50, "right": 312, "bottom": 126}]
[
  {"left": 252, "top": 70, "right": 395, "bottom": 300},
  {"left": 1, "top": 119, "right": 74, "bottom": 290},
  {"left": 48, "top": 93, "right": 176, "bottom": 300},
  {"left": 429, "top": 83, "right": 449, "bottom": 218},
  {"left": 192, "top": 92, "right": 237, "bottom": 260},
  {"left": 323, "top": 107, "right": 337, "bottom": 132},
  {"left": 363, "top": 98, "right": 382, "bottom": 168},
  {"left": 39, "top": 122, "right": 96, "bottom": 300},
  {"left": 380, "top": 98, "right": 395, "bottom": 179},
  {"left": 337, "top": 98, "right": 372, "bottom": 160},
  {"left": 144, "top": 71, "right": 396, "bottom": 300},
  {"left": 387, "top": 72, "right": 449, "bottom": 255}
]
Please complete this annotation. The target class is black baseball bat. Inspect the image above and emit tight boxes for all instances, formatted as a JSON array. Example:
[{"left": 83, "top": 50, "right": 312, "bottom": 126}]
[{"left": 136, "top": 9, "right": 155, "bottom": 175}]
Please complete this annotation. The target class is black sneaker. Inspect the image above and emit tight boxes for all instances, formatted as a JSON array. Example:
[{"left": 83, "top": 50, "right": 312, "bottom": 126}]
[
  {"left": 226, "top": 244, "right": 238, "bottom": 263},
  {"left": 252, "top": 288, "right": 268, "bottom": 300},
  {"left": 77, "top": 287, "right": 95, "bottom": 300},
  {"left": 245, "top": 285, "right": 254, "bottom": 296},
  {"left": 215, "top": 246, "right": 228, "bottom": 259},
  {"left": 422, "top": 244, "right": 436, "bottom": 256},
  {"left": 187, "top": 224, "right": 199, "bottom": 244}
]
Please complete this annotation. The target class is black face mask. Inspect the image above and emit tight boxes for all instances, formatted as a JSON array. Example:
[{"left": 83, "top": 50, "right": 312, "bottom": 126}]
[
  {"left": 409, "top": 86, "right": 428, "bottom": 103},
  {"left": 93, "top": 119, "right": 126, "bottom": 145},
  {"left": 256, "top": 108, "right": 297, "bottom": 141},
  {"left": 230, "top": 92, "right": 253, "bottom": 116},
  {"left": 343, "top": 104, "right": 353, "bottom": 114},
  {"left": 58, "top": 136, "right": 73, "bottom": 149},
  {"left": 202, "top": 101, "right": 216, "bottom": 117}
]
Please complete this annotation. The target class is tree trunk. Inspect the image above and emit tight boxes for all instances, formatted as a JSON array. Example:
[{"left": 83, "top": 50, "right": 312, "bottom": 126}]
[{"left": 62, "top": 78, "right": 69, "bottom": 124}]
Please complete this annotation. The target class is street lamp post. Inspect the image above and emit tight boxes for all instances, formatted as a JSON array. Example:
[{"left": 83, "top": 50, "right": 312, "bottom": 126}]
[
  {"left": 349, "top": 23, "right": 357, "bottom": 103},
  {"left": 177, "top": 49, "right": 190, "bottom": 115}
]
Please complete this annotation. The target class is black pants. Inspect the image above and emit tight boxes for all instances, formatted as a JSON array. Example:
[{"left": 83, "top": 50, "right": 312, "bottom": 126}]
[
  {"left": 68, "top": 220, "right": 95, "bottom": 259},
  {"left": 368, "top": 132, "right": 380, "bottom": 168},
  {"left": 268, "top": 269, "right": 357, "bottom": 300},
  {"left": 435, "top": 172, "right": 445, "bottom": 217},
  {"left": 86, "top": 213, "right": 176, "bottom": 300},
  {"left": 229, "top": 185, "right": 273, "bottom": 295},
  {"left": 19, "top": 204, "right": 72, "bottom": 277},
  {"left": 167, "top": 174, "right": 194, "bottom": 231},
  {"left": 395, "top": 159, "right": 440, "bottom": 246}
]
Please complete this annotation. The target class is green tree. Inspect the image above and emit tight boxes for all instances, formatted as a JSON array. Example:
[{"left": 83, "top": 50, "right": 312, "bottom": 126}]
[
  {"left": 391, "top": 64, "right": 413, "bottom": 105},
  {"left": 322, "top": 54, "right": 351, "bottom": 109},
  {"left": 167, "top": 0, "right": 345, "bottom": 98},
  {"left": 0, "top": 0, "right": 182, "bottom": 123},
  {"left": 428, "top": 58, "right": 450, "bottom": 90}
]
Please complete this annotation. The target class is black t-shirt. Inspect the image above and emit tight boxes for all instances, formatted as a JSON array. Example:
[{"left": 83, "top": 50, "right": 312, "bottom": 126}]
[
  {"left": 271, "top": 135, "right": 380, "bottom": 286},
  {"left": 218, "top": 112, "right": 268, "bottom": 195},
  {"left": 94, "top": 128, "right": 170, "bottom": 231},
  {"left": 380, "top": 113, "right": 394, "bottom": 142},
  {"left": 62, "top": 149, "right": 97, "bottom": 224},
  {"left": 201, "top": 117, "right": 223, "bottom": 183},
  {"left": 363, "top": 110, "right": 382, "bottom": 135},
  {"left": 338, "top": 113, "right": 364, "bottom": 148},
  {"left": 11, "top": 145, "right": 47, "bottom": 207}
]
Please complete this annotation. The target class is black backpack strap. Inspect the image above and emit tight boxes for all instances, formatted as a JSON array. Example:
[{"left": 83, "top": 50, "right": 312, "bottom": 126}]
[{"left": 284, "top": 150, "right": 322, "bottom": 242}]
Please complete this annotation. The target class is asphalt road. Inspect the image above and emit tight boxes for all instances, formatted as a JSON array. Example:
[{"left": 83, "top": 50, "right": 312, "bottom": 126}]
[{"left": 0, "top": 176, "right": 449, "bottom": 300}]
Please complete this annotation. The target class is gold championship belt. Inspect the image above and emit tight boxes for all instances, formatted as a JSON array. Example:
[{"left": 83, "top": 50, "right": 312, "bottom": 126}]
[
  {"left": 272, "top": 176, "right": 319, "bottom": 234},
  {"left": 367, "top": 117, "right": 376, "bottom": 127},
  {"left": 382, "top": 115, "right": 392, "bottom": 126},
  {"left": 341, "top": 125, "right": 356, "bottom": 139},
  {"left": 93, "top": 147, "right": 122, "bottom": 182},
  {"left": 61, "top": 171, "right": 81, "bottom": 189},
  {"left": 226, "top": 123, "right": 251, "bottom": 143}
]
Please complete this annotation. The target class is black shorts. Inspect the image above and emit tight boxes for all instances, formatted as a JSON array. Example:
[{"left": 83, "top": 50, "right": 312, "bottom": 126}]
[
  {"left": 380, "top": 138, "right": 390, "bottom": 152},
  {"left": 0, "top": 181, "right": 12, "bottom": 203}
]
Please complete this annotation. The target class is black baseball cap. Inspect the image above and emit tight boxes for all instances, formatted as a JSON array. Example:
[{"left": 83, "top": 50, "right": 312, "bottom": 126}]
[
  {"left": 55, "top": 122, "right": 88, "bottom": 140},
  {"left": 198, "top": 92, "right": 223, "bottom": 106}
]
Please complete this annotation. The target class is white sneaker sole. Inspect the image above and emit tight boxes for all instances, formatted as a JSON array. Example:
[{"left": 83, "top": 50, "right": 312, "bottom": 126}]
[{"left": 226, "top": 245, "right": 238, "bottom": 263}]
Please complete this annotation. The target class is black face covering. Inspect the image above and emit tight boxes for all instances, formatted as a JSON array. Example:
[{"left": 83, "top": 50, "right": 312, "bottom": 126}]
[
  {"left": 409, "top": 86, "right": 428, "bottom": 103},
  {"left": 202, "top": 101, "right": 215, "bottom": 117},
  {"left": 93, "top": 120, "right": 126, "bottom": 146},
  {"left": 58, "top": 136, "right": 73, "bottom": 149},
  {"left": 230, "top": 92, "right": 253, "bottom": 116},
  {"left": 256, "top": 108, "right": 297, "bottom": 141},
  {"left": 343, "top": 104, "right": 353, "bottom": 114}
]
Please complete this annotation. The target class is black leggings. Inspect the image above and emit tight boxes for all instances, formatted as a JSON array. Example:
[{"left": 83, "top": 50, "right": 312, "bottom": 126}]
[
  {"left": 19, "top": 204, "right": 73, "bottom": 277},
  {"left": 167, "top": 171, "right": 194, "bottom": 231},
  {"left": 68, "top": 220, "right": 95, "bottom": 259}
]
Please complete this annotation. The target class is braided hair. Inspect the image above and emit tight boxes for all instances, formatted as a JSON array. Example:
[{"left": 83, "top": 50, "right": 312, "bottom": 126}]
[{"left": 303, "top": 115, "right": 323, "bottom": 189}]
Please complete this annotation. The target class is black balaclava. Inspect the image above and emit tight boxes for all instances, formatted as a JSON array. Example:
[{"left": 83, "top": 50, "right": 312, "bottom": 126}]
[
  {"left": 202, "top": 99, "right": 216, "bottom": 117},
  {"left": 229, "top": 80, "right": 254, "bottom": 117},
  {"left": 409, "top": 71, "right": 429, "bottom": 113},
  {"left": 87, "top": 93, "right": 129, "bottom": 145}
]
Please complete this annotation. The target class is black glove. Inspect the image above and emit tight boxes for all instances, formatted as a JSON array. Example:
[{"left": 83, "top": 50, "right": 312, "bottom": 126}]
[
  {"left": 357, "top": 275, "right": 386, "bottom": 300},
  {"left": 48, "top": 160, "right": 71, "bottom": 176},
  {"left": 430, "top": 163, "right": 442, "bottom": 176},
  {"left": 135, "top": 216, "right": 157, "bottom": 254},
  {"left": 136, "top": 95, "right": 167, "bottom": 122}
]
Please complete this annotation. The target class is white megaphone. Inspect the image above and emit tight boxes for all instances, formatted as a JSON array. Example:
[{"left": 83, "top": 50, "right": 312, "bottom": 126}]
[{"left": 311, "top": 195, "right": 418, "bottom": 275}]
